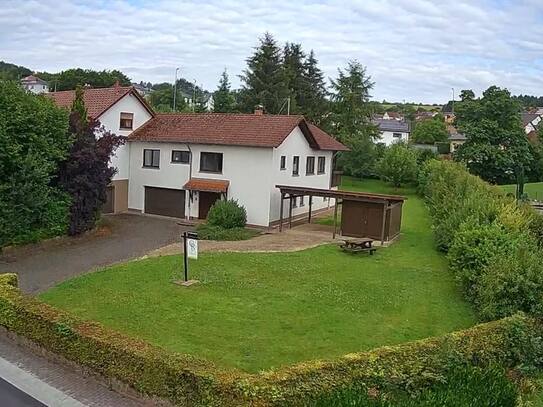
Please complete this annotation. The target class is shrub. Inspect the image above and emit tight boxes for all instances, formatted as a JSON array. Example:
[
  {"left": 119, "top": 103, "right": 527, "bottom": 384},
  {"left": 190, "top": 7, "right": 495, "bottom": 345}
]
[
  {"left": 419, "top": 160, "right": 543, "bottom": 319},
  {"left": 207, "top": 199, "right": 247, "bottom": 229},
  {"left": 436, "top": 141, "right": 451, "bottom": 154},
  {"left": 312, "top": 366, "right": 518, "bottom": 407},
  {"left": 376, "top": 143, "right": 418, "bottom": 187},
  {"left": 196, "top": 223, "right": 258, "bottom": 241}
]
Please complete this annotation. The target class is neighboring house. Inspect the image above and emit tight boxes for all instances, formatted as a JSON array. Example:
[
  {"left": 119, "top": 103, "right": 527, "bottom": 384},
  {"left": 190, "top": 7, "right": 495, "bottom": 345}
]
[
  {"left": 372, "top": 118, "right": 410, "bottom": 145},
  {"left": 128, "top": 112, "right": 347, "bottom": 226},
  {"left": 48, "top": 84, "right": 348, "bottom": 227},
  {"left": 132, "top": 82, "right": 152, "bottom": 97},
  {"left": 521, "top": 112, "right": 541, "bottom": 134},
  {"left": 414, "top": 111, "right": 437, "bottom": 121},
  {"left": 447, "top": 126, "right": 467, "bottom": 153},
  {"left": 382, "top": 111, "right": 402, "bottom": 121},
  {"left": 48, "top": 83, "right": 155, "bottom": 213},
  {"left": 21, "top": 75, "right": 49, "bottom": 94}
]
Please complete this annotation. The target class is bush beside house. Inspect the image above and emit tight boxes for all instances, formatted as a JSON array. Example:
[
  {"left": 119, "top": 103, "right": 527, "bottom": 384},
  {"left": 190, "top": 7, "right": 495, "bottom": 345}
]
[
  {"left": 419, "top": 160, "right": 543, "bottom": 320},
  {"left": 197, "top": 199, "right": 258, "bottom": 241}
]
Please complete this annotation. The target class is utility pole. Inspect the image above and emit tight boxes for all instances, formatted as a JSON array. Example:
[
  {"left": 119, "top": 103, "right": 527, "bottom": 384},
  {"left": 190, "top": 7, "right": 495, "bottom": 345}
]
[
  {"left": 173, "top": 67, "right": 180, "bottom": 111},
  {"left": 287, "top": 97, "right": 291, "bottom": 115},
  {"left": 451, "top": 87, "right": 455, "bottom": 115},
  {"left": 192, "top": 79, "right": 197, "bottom": 112}
]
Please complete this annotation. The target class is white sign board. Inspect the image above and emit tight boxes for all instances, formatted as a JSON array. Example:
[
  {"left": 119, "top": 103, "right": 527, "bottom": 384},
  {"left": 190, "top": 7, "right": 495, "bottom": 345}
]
[{"left": 187, "top": 238, "right": 198, "bottom": 259}]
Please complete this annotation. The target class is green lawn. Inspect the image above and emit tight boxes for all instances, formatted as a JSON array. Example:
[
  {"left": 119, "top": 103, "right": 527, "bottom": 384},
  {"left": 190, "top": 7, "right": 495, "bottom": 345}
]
[
  {"left": 40, "top": 178, "right": 475, "bottom": 373},
  {"left": 501, "top": 182, "right": 543, "bottom": 200}
]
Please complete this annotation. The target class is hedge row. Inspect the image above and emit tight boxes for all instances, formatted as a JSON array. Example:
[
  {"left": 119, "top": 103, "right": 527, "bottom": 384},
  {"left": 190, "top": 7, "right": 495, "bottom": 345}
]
[
  {"left": 418, "top": 160, "right": 543, "bottom": 320},
  {"left": 1, "top": 274, "right": 542, "bottom": 406}
]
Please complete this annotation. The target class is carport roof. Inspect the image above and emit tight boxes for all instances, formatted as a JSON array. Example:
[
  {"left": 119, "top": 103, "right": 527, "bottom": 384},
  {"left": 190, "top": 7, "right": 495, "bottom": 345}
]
[
  {"left": 275, "top": 185, "right": 406, "bottom": 204},
  {"left": 184, "top": 178, "right": 229, "bottom": 193}
]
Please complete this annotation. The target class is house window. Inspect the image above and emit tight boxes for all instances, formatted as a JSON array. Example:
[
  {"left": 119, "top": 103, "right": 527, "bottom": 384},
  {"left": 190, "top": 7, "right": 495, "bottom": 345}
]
[
  {"left": 143, "top": 149, "right": 160, "bottom": 168},
  {"left": 292, "top": 156, "right": 300, "bottom": 176},
  {"left": 317, "top": 156, "right": 326, "bottom": 174},
  {"left": 291, "top": 196, "right": 297, "bottom": 208},
  {"left": 306, "top": 156, "right": 315, "bottom": 175},
  {"left": 393, "top": 132, "right": 402, "bottom": 138},
  {"left": 120, "top": 112, "right": 134, "bottom": 130},
  {"left": 200, "top": 152, "right": 223, "bottom": 173},
  {"left": 300, "top": 195, "right": 305, "bottom": 207},
  {"left": 280, "top": 155, "right": 286, "bottom": 170},
  {"left": 171, "top": 150, "right": 190, "bottom": 164}
]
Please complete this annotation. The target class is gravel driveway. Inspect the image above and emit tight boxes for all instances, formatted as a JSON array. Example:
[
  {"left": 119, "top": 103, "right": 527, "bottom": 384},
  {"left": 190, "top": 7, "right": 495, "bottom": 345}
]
[{"left": 0, "top": 213, "right": 189, "bottom": 294}]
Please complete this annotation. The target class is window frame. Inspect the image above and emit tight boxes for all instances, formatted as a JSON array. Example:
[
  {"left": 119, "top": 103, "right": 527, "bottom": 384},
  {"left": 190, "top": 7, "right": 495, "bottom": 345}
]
[
  {"left": 291, "top": 196, "right": 298, "bottom": 208},
  {"left": 292, "top": 156, "right": 300, "bottom": 176},
  {"left": 143, "top": 149, "right": 160, "bottom": 168},
  {"left": 306, "top": 156, "right": 315, "bottom": 175},
  {"left": 300, "top": 195, "right": 305, "bottom": 207},
  {"left": 317, "top": 156, "right": 326, "bottom": 174},
  {"left": 280, "top": 155, "right": 286, "bottom": 170},
  {"left": 171, "top": 150, "right": 191, "bottom": 164},
  {"left": 392, "top": 132, "right": 402, "bottom": 138},
  {"left": 200, "top": 152, "right": 223, "bottom": 173},
  {"left": 119, "top": 112, "right": 134, "bottom": 130}
]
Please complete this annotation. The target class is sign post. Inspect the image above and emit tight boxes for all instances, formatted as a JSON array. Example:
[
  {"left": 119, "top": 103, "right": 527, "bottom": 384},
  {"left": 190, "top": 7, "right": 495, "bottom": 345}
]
[{"left": 176, "top": 231, "right": 199, "bottom": 287}]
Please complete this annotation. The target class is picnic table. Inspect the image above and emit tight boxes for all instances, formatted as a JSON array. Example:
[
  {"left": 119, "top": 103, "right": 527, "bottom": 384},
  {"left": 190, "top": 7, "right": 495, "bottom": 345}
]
[{"left": 339, "top": 237, "right": 377, "bottom": 255}]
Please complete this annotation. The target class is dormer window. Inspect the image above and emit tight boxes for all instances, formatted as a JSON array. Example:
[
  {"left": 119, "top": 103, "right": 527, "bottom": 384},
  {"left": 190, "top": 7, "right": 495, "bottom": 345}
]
[{"left": 120, "top": 112, "right": 133, "bottom": 130}]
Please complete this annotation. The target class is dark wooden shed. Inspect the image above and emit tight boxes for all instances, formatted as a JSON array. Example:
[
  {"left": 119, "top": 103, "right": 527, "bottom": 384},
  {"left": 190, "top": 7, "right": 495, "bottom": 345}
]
[{"left": 276, "top": 185, "right": 406, "bottom": 243}]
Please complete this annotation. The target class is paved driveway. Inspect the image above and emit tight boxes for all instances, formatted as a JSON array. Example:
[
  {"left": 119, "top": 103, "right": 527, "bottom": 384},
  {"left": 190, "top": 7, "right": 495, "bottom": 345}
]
[{"left": 0, "top": 214, "right": 189, "bottom": 294}]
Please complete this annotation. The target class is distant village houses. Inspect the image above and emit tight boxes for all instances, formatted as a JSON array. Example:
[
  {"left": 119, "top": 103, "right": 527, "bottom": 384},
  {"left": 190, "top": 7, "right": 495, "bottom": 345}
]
[{"left": 20, "top": 75, "right": 48, "bottom": 94}]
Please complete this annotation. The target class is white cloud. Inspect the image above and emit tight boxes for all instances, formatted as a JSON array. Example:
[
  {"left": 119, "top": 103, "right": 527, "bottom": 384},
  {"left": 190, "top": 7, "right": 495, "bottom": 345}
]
[{"left": 1, "top": 0, "right": 543, "bottom": 103}]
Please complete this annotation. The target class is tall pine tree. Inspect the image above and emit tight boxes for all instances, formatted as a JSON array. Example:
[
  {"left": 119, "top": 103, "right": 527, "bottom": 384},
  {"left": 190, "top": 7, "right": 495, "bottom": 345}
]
[
  {"left": 330, "top": 61, "right": 380, "bottom": 178},
  {"left": 302, "top": 50, "right": 328, "bottom": 125},
  {"left": 213, "top": 69, "right": 236, "bottom": 113},
  {"left": 283, "top": 42, "right": 306, "bottom": 114},
  {"left": 239, "top": 33, "right": 289, "bottom": 114}
]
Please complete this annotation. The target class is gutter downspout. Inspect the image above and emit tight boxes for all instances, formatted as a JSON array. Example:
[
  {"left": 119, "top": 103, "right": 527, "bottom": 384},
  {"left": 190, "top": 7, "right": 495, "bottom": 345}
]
[{"left": 186, "top": 143, "right": 193, "bottom": 220}]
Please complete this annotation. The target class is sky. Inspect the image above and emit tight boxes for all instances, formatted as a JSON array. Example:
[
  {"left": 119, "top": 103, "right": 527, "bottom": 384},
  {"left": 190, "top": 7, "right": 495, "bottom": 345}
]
[{"left": 2, "top": 0, "right": 543, "bottom": 104}]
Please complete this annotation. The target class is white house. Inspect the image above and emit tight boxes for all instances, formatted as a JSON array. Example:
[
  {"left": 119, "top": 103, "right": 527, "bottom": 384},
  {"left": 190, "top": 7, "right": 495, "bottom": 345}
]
[
  {"left": 372, "top": 118, "right": 410, "bottom": 145},
  {"left": 128, "top": 112, "right": 346, "bottom": 226},
  {"left": 21, "top": 75, "right": 49, "bottom": 94},
  {"left": 48, "top": 84, "right": 347, "bottom": 227},
  {"left": 522, "top": 112, "right": 542, "bottom": 134},
  {"left": 48, "top": 83, "right": 155, "bottom": 213}
]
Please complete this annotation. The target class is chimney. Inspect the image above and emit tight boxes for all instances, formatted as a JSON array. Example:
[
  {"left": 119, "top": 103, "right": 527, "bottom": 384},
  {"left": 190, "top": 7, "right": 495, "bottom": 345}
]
[{"left": 254, "top": 105, "right": 264, "bottom": 115}]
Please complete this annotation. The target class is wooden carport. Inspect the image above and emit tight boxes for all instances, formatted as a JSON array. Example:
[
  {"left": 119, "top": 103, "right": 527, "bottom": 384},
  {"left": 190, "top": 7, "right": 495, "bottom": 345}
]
[{"left": 275, "top": 185, "right": 406, "bottom": 244}]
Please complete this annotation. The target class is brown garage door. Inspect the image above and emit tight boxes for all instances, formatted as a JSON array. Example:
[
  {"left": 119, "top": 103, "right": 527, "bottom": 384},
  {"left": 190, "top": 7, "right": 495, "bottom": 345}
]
[
  {"left": 103, "top": 185, "right": 114, "bottom": 214},
  {"left": 144, "top": 187, "right": 185, "bottom": 218}
]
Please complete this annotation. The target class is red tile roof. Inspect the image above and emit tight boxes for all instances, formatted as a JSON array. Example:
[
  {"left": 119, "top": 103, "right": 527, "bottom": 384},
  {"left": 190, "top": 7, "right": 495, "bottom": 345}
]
[
  {"left": 129, "top": 113, "right": 348, "bottom": 151},
  {"left": 47, "top": 86, "right": 154, "bottom": 119},
  {"left": 184, "top": 178, "right": 229, "bottom": 193}
]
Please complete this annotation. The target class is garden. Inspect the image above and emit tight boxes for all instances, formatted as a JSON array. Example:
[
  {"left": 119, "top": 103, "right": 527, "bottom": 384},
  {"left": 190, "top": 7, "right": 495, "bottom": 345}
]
[
  {"left": 2, "top": 160, "right": 543, "bottom": 405},
  {"left": 39, "top": 178, "right": 475, "bottom": 372}
]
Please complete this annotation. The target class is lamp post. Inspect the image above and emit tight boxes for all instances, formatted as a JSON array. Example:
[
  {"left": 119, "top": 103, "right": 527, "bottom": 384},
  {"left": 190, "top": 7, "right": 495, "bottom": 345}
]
[
  {"left": 173, "top": 67, "right": 180, "bottom": 111},
  {"left": 451, "top": 87, "right": 455, "bottom": 115}
]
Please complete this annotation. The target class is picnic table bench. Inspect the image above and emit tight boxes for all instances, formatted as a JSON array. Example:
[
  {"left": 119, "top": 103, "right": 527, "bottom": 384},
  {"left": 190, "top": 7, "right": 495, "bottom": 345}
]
[{"left": 339, "top": 238, "right": 377, "bottom": 255}]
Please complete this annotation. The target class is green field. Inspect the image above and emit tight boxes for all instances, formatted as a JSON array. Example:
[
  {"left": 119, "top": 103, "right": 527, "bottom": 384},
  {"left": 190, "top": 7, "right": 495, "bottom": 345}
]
[
  {"left": 501, "top": 182, "right": 543, "bottom": 200},
  {"left": 40, "top": 179, "right": 475, "bottom": 373}
]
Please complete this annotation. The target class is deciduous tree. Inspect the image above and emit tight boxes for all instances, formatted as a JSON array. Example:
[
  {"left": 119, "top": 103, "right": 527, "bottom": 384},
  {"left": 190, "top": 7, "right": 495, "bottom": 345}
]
[
  {"left": 56, "top": 86, "right": 124, "bottom": 235},
  {"left": 454, "top": 86, "right": 532, "bottom": 185},
  {"left": 377, "top": 143, "right": 418, "bottom": 187},
  {"left": 411, "top": 117, "right": 449, "bottom": 144}
]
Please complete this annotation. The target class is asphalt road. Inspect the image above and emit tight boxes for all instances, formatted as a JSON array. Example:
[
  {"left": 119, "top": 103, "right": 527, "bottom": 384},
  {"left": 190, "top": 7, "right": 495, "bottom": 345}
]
[{"left": 0, "top": 377, "right": 45, "bottom": 407}]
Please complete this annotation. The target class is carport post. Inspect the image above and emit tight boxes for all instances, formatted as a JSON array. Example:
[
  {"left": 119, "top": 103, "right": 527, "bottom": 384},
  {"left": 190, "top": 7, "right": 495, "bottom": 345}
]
[
  {"left": 308, "top": 195, "right": 313, "bottom": 223},
  {"left": 288, "top": 195, "right": 293, "bottom": 229},
  {"left": 332, "top": 198, "right": 339, "bottom": 239},
  {"left": 380, "top": 200, "right": 388, "bottom": 245},
  {"left": 279, "top": 192, "right": 285, "bottom": 232}
]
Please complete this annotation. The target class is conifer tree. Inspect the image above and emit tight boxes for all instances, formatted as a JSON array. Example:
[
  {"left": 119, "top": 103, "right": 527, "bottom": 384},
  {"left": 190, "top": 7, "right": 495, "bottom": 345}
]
[
  {"left": 213, "top": 69, "right": 236, "bottom": 113},
  {"left": 239, "top": 32, "right": 289, "bottom": 114},
  {"left": 283, "top": 42, "right": 306, "bottom": 114},
  {"left": 302, "top": 50, "right": 328, "bottom": 125}
]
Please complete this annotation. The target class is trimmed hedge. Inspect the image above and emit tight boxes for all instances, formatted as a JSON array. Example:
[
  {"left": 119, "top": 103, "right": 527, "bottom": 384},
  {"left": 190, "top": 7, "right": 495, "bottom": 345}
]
[
  {"left": 418, "top": 160, "right": 543, "bottom": 320},
  {"left": 1, "top": 273, "right": 542, "bottom": 406}
]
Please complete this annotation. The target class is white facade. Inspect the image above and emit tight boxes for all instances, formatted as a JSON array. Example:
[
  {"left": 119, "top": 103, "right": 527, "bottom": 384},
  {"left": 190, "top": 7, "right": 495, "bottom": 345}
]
[
  {"left": 96, "top": 92, "right": 153, "bottom": 180},
  {"left": 378, "top": 130, "right": 409, "bottom": 146},
  {"left": 22, "top": 81, "right": 49, "bottom": 94},
  {"left": 127, "top": 127, "right": 335, "bottom": 227}
]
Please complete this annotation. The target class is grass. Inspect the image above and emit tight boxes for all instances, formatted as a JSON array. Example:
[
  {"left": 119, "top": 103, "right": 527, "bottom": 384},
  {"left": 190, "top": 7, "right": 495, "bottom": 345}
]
[
  {"left": 501, "top": 182, "right": 543, "bottom": 201},
  {"left": 39, "top": 178, "right": 476, "bottom": 373},
  {"left": 196, "top": 223, "right": 260, "bottom": 241}
]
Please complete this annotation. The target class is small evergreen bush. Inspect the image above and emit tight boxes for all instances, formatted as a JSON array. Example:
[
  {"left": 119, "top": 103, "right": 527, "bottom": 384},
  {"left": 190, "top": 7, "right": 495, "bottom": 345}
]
[{"left": 207, "top": 199, "right": 247, "bottom": 229}]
